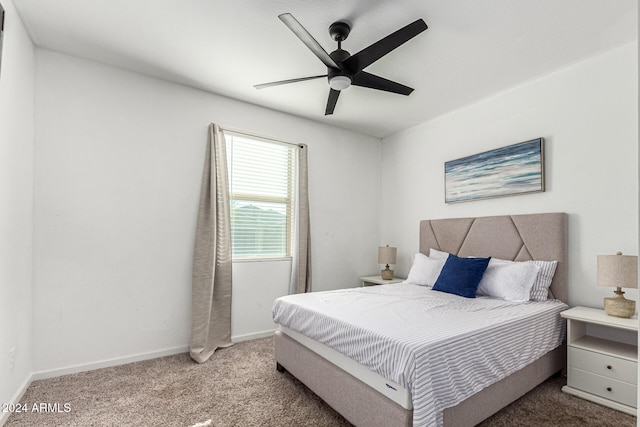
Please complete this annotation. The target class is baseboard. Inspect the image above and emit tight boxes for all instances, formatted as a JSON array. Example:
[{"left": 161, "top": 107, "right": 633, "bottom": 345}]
[
  {"left": 28, "top": 330, "right": 276, "bottom": 381},
  {"left": 0, "top": 373, "right": 33, "bottom": 426},
  {"left": 232, "top": 329, "right": 275, "bottom": 342},
  {"left": 31, "top": 345, "right": 190, "bottom": 381}
]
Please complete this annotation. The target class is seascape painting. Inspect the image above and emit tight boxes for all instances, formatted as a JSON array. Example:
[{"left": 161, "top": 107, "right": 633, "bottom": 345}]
[{"left": 445, "top": 138, "right": 544, "bottom": 203}]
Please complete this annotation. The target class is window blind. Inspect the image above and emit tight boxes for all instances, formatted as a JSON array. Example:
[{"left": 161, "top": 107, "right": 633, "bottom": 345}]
[{"left": 225, "top": 133, "right": 295, "bottom": 259}]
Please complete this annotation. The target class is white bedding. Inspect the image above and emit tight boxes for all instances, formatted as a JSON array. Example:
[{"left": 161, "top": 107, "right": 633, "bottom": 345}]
[{"left": 272, "top": 283, "right": 567, "bottom": 427}]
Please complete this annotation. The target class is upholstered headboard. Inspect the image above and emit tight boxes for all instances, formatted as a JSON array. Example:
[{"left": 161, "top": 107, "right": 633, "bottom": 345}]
[{"left": 419, "top": 212, "right": 568, "bottom": 303}]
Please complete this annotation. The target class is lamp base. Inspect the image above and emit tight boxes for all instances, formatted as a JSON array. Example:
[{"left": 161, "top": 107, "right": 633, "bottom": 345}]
[
  {"left": 604, "top": 287, "right": 636, "bottom": 318},
  {"left": 381, "top": 268, "right": 394, "bottom": 280}
]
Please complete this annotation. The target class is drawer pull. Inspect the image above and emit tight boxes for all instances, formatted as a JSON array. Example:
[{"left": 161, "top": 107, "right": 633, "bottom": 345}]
[
  {"left": 607, "top": 387, "right": 612, "bottom": 392},
  {"left": 606, "top": 365, "right": 612, "bottom": 370}
]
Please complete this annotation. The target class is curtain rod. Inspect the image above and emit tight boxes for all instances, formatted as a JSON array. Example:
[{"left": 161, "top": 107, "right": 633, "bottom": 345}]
[{"left": 220, "top": 126, "right": 305, "bottom": 149}]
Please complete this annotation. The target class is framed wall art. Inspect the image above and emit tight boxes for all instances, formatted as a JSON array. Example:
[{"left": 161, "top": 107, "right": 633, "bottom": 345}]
[{"left": 445, "top": 138, "right": 545, "bottom": 203}]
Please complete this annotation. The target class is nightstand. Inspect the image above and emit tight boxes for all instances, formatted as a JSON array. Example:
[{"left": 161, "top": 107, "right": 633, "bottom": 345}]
[
  {"left": 360, "top": 276, "right": 405, "bottom": 287},
  {"left": 561, "top": 306, "right": 638, "bottom": 415}
]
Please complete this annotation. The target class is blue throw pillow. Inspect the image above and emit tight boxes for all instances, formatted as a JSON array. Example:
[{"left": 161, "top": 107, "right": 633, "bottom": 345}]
[{"left": 432, "top": 254, "right": 491, "bottom": 298}]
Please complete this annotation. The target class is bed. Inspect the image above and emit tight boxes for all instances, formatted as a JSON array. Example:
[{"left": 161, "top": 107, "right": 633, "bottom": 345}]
[{"left": 272, "top": 212, "right": 568, "bottom": 426}]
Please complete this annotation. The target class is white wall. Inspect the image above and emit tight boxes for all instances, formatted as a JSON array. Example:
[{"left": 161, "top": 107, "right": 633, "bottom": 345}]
[
  {"left": 0, "top": 0, "right": 35, "bottom": 419},
  {"left": 380, "top": 42, "right": 638, "bottom": 310},
  {"left": 33, "top": 50, "right": 380, "bottom": 373}
]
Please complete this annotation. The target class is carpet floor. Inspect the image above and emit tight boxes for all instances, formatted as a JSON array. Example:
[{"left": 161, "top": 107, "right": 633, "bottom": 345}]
[{"left": 5, "top": 337, "right": 636, "bottom": 427}]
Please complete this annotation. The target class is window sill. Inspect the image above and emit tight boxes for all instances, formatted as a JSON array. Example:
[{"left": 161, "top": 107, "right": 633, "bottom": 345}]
[{"left": 232, "top": 257, "right": 292, "bottom": 263}]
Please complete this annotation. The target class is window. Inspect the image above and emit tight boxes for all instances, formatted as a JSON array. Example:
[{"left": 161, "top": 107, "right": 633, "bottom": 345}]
[{"left": 225, "top": 132, "right": 296, "bottom": 259}]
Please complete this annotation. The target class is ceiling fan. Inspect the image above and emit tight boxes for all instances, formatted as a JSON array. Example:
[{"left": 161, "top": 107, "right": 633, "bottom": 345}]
[{"left": 254, "top": 13, "right": 428, "bottom": 115}]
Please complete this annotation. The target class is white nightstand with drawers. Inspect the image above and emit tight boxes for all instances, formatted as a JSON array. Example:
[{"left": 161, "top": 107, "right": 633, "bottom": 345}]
[
  {"left": 359, "top": 276, "right": 405, "bottom": 287},
  {"left": 561, "top": 306, "right": 638, "bottom": 415}
]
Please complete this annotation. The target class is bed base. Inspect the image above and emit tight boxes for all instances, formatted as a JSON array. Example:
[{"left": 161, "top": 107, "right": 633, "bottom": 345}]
[
  {"left": 275, "top": 330, "right": 412, "bottom": 426},
  {"left": 275, "top": 330, "right": 564, "bottom": 427}
]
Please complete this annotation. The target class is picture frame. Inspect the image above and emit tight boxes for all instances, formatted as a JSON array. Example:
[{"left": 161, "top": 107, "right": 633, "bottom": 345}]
[{"left": 445, "top": 138, "right": 545, "bottom": 203}]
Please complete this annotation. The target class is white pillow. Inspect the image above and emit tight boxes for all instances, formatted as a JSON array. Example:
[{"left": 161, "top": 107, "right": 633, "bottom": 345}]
[
  {"left": 526, "top": 260, "right": 558, "bottom": 301},
  {"left": 476, "top": 260, "right": 540, "bottom": 302},
  {"left": 405, "top": 253, "right": 446, "bottom": 287},
  {"left": 492, "top": 258, "right": 558, "bottom": 301},
  {"left": 428, "top": 248, "right": 450, "bottom": 260}
]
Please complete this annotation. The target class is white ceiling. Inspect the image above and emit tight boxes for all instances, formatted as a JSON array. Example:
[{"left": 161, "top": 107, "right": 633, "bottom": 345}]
[{"left": 12, "top": 0, "right": 637, "bottom": 138}]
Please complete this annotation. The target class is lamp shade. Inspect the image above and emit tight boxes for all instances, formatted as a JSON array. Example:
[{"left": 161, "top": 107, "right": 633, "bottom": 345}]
[
  {"left": 378, "top": 246, "right": 397, "bottom": 265},
  {"left": 597, "top": 252, "right": 638, "bottom": 289}
]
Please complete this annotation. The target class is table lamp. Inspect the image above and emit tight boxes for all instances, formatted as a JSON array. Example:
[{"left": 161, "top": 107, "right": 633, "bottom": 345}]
[
  {"left": 378, "top": 245, "right": 397, "bottom": 280},
  {"left": 597, "top": 251, "right": 638, "bottom": 318}
]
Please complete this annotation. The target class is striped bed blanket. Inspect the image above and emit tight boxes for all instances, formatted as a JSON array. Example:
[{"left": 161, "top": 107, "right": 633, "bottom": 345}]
[{"left": 272, "top": 283, "right": 567, "bottom": 427}]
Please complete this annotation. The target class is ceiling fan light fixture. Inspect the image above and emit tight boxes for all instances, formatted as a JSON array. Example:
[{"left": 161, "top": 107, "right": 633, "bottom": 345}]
[{"left": 329, "top": 75, "right": 351, "bottom": 91}]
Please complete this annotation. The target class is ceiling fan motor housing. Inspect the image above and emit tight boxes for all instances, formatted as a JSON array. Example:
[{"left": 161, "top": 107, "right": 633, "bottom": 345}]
[{"left": 328, "top": 49, "right": 352, "bottom": 89}]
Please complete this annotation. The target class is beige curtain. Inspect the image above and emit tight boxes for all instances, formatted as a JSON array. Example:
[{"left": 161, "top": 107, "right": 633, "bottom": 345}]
[
  {"left": 190, "top": 123, "right": 233, "bottom": 363},
  {"left": 289, "top": 144, "right": 312, "bottom": 294}
]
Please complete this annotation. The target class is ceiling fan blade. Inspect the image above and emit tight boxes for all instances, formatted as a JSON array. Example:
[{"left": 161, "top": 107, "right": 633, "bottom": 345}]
[
  {"left": 352, "top": 71, "right": 414, "bottom": 95},
  {"left": 279, "top": 13, "right": 339, "bottom": 69},
  {"left": 325, "top": 89, "right": 340, "bottom": 115},
  {"left": 342, "top": 19, "right": 427, "bottom": 74},
  {"left": 254, "top": 75, "right": 327, "bottom": 89}
]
